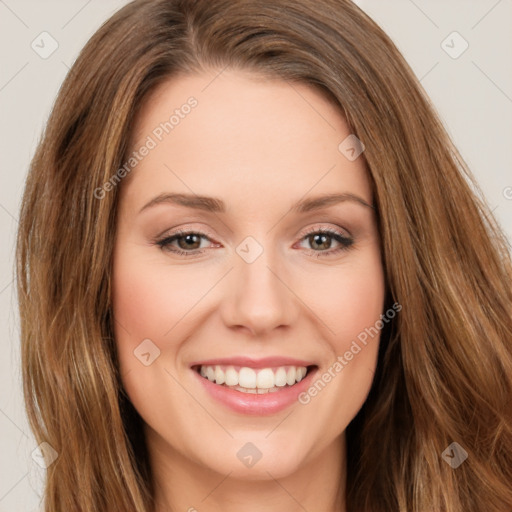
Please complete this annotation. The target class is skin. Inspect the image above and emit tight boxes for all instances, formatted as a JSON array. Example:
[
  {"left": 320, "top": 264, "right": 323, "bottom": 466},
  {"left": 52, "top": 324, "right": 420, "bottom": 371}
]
[{"left": 112, "top": 69, "right": 386, "bottom": 512}]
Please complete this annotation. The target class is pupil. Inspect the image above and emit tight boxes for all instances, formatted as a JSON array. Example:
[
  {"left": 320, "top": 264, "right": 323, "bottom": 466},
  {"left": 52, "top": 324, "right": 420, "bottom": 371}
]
[
  {"left": 311, "top": 233, "right": 330, "bottom": 250},
  {"left": 179, "top": 234, "right": 200, "bottom": 250}
]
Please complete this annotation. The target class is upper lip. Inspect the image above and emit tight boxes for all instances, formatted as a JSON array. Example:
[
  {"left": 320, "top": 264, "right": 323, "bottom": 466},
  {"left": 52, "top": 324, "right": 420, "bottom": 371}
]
[{"left": 190, "top": 356, "right": 316, "bottom": 369}]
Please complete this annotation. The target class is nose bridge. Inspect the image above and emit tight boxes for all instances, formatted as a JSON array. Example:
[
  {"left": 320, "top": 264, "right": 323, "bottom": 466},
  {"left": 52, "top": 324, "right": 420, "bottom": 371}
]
[{"left": 222, "top": 236, "right": 296, "bottom": 336}]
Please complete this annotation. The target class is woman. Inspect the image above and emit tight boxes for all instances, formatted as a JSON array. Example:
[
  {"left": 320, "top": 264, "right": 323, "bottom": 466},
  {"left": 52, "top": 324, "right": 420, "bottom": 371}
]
[{"left": 16, "top": 0, "right": 512, "bottom": 511}]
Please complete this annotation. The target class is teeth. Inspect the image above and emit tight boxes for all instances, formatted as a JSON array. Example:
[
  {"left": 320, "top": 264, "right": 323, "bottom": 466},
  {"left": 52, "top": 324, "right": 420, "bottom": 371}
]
[
  {"left": 239, "top": 367, "right": 256, "bottom": 388},
  {"left": 275, "top": 367, "right": 287, "bottom": 387},
  {"left": 225, "top": 367, "right": 238, "bottom": 386},
  {"left": 215, "top": 366, "right": 225, "bottom": 385},
  {"left": 198, "top": 364, "right": 310, "bottom": 390},
  {"left": 232, "top": 385, "right": 276, "bottom": 394},
  {"left": 256, "top": 368, "right": 274, "bottom": 388},
  {"left": 206, "top": 366, "right": 215, "bottom": 382}
]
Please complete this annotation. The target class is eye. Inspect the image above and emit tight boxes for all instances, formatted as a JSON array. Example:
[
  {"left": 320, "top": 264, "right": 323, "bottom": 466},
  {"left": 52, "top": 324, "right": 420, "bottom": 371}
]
[
  {"left": 155, "top": 229, "right": 216, "bottom": 257},
  {"left": 154, "top": 226, "right": 354, "bottom": 258},
  {"left": 296, "top": 226, "right": 354, "bottom": 257}
]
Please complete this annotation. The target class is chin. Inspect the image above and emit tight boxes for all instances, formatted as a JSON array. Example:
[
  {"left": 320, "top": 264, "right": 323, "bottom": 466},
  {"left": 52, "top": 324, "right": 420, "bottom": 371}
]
[{"left": 193, "top": 433, "right": 311, "bottom": 480}]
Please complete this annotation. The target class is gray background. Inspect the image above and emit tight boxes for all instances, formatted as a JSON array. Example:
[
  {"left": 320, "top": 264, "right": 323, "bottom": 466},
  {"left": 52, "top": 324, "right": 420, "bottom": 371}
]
[{"left": 1, "top": 1, "right": 511, "bottom": 510}]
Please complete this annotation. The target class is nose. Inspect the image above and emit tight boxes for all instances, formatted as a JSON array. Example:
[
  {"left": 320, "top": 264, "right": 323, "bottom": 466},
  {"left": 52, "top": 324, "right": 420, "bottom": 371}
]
[{"left": 220, "top": 244, "right": 298, "bottom": 337}]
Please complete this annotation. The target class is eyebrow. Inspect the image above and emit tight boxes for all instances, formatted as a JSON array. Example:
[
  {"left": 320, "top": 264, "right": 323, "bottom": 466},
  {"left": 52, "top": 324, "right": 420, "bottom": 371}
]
[{"left": 138, "top": 192, "right": 375, "bottom": 214}]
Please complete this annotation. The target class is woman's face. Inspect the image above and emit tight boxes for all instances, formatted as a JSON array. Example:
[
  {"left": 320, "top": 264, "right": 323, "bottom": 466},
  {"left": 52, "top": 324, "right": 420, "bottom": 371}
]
[{"left": 112, "top": 69, "right": 385, "bottom": 482}]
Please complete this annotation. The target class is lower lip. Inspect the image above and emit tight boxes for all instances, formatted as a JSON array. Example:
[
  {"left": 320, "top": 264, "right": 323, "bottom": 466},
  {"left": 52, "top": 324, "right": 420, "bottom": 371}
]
[{"left": 193, "top": 367, "right": 318, "bottom": 415}]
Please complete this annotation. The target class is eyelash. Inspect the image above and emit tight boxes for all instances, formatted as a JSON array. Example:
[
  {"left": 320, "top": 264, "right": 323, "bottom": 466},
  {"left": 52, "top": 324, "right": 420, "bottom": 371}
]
[{"left": 155, "top": 226, "right": 354, "bottom": 258}]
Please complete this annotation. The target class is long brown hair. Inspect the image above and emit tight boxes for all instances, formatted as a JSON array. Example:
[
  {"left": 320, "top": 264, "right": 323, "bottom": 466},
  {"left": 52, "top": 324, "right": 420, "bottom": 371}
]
[{"left": 16, "top": 0, "right": 512, "bottom": 510}]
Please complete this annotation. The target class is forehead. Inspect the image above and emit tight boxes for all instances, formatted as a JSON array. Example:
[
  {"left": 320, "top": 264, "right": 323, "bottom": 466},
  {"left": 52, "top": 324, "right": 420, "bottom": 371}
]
[{"left": 121, "top": 69, "right": 372, "bottom": 212}]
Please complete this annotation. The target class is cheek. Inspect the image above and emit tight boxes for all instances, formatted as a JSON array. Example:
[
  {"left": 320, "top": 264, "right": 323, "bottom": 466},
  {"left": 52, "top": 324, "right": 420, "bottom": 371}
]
[
  {"left": 111, "top": 247, "right": 226, "bottom": 410},
  {"left": 294, "top": 254, "right": 385, "bottom": 436},
  {"left": 111, "top": 251, "right": 206, "bottom": 346},
  {"left": 301, "top": 247, "right": 385, "bottom": 406},
  {"left": 110, "top": 250, "right": 176, "bottom": 388},
  {"left": 307, "top": 250, "right": 385, "bottom": 349},
  {"left": 110, "top": 251, "right": 195, "bottom": 420}
]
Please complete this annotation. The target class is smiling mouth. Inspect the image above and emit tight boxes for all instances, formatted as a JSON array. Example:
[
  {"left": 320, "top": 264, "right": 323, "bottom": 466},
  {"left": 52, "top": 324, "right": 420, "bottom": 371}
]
[{"left": 193, "top": 364, "right": 317, "bottom": 394}]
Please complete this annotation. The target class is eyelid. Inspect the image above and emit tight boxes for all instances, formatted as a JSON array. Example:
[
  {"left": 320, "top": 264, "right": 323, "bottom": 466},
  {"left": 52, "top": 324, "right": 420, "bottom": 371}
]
[
  {"left": 152, "top": 225, "right": 217, "bottom": 244},
  {"left": 299, "top": 223, "right": 352, "bottom": 239}
]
